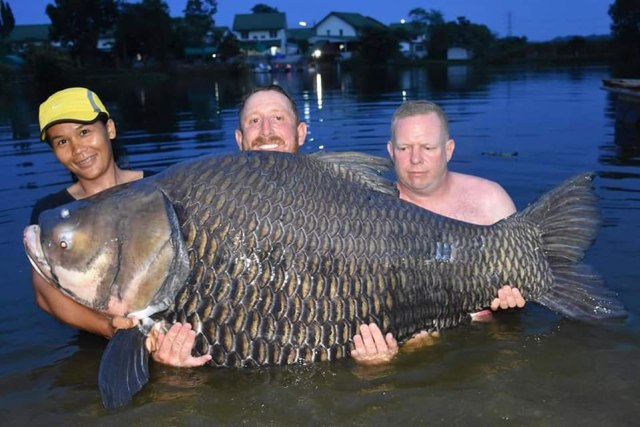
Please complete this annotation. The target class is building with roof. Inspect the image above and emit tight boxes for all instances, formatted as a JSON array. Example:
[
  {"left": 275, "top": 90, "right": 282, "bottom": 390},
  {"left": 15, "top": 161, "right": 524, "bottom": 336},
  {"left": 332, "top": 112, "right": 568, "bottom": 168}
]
[
  {"left": 310, "top": 12, "right": 387, "bottom": 59},
  {"left": 7, "top": 24, "right": 116, "bottom": 53},
  {"left": 183, "top": 26, "right": 232, "bottom": 62},
  {"left": 7, "top": 24, "right": 51, "bottom": 52},
  {"left": 286, "top": 27, "right": 315, "bottom": 55},
  {"left": 390, "top": 22, "right": 428, "bottom": 59},
  {"left": 232, "top": 12, "right": 287, "bottom": 56}
]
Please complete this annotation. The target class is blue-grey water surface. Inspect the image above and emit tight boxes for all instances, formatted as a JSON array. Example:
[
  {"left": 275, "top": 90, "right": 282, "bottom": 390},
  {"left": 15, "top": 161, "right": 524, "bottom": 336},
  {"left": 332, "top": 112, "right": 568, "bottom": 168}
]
[{"left": 0, "top": 64, "right": 639, "bottom": 426}]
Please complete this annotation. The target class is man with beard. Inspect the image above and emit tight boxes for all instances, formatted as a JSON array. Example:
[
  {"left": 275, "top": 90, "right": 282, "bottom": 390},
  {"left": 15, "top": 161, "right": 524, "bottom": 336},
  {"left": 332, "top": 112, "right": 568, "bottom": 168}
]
[{"left": 235, "top": 85, "right": 307, "bottom": 153}]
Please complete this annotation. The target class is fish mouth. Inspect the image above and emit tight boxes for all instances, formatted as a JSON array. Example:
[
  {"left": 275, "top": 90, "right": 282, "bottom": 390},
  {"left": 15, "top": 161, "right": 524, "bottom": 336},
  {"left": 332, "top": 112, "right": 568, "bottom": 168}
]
[{"left": 23, "top": 225, "right": 54, "bottom": 283}]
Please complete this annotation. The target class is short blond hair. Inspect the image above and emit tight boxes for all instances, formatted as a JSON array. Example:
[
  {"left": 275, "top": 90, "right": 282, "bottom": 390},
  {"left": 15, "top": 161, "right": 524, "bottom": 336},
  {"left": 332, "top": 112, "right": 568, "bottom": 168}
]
[{"left": 390, "top": 100, "right": 450, "bottom": 144}]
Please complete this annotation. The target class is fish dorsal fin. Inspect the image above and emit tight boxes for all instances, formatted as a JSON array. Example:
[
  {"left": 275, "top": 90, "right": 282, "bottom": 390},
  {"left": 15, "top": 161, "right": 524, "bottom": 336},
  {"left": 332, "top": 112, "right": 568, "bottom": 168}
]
[{"left": 309, "top": 151, "right": 398, "bottom": 196}]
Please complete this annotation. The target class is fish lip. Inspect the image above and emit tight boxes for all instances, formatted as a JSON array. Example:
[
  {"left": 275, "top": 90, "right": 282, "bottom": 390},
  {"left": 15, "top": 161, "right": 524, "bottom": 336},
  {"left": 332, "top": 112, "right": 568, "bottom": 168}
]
[{"left": 23, "top": 225, "right": 54, "bottom": 283}]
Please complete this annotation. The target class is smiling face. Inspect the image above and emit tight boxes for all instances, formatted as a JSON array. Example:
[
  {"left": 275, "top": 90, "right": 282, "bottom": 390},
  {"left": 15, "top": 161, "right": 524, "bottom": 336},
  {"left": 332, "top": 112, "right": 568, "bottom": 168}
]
[
  {"left": 235, "top": 90, "right": 307, "bottom": 153},
  {"left": 387, "top": 113, "right": 455, "bottom": 196},
  {"left": 46, "top": 118, "right": 117, "bottom": 182}
]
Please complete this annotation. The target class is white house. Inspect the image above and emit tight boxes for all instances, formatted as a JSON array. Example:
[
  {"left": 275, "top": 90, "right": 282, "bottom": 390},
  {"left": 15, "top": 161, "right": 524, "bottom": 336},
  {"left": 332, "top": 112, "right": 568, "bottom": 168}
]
[
  {"left": 310, "top": 12, "right": 387, "bottom": 58},
  {"left": 232, "top": 12, "right": 287, "bottom": 55}
]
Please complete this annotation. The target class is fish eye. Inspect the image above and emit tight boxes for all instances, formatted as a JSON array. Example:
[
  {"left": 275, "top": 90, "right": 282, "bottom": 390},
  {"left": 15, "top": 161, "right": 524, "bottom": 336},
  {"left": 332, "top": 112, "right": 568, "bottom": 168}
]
[
  {"left": 58, "top": 230, "right": 74, "bottom": 250},
  {"left": 60, "top": 208, "right": 70, "bottom": 219}
]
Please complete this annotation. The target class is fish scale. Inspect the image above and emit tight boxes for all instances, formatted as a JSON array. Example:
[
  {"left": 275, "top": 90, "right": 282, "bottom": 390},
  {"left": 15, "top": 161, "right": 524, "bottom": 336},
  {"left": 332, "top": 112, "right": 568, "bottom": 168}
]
[{"left": 154, "top": 152, "right": 543, "bottom": 367}]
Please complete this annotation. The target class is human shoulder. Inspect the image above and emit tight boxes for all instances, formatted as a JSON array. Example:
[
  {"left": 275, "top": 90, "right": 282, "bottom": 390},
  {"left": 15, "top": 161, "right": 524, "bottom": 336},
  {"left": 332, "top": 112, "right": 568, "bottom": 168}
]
[
  {"left": 30, "top": 188, "right": 75, "bottom": 225},
  {"left": 450, "top": 172, "right": 509, "bottom": 199},
  {"left": 450, "top": 172, "right": 516, "bottom": 220}
]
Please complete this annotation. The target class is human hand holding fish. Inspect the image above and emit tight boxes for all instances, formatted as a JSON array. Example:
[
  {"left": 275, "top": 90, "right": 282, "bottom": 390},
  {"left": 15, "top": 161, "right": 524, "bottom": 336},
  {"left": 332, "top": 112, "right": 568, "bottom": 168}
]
[
  {"left": 146, "top": 323, "right": 212, "bottom": 368},
  {"left": 109, "top": 315, "right": 138, "bottom": 332},
  {"left": 351, "top": 323, "right": 399, "bottom": 365},
  {"left": 491, "top": 286, "right": 525, "bottom": 311},
  {"left": 109, "top": 317, "right": 211, "bottom": 368}
]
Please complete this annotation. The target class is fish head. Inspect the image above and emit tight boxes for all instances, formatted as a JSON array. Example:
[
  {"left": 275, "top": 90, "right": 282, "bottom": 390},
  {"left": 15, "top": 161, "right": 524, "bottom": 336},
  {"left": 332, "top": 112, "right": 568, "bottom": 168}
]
[{"left": 24, "top": 182, "right": 189, "bottom": 318}]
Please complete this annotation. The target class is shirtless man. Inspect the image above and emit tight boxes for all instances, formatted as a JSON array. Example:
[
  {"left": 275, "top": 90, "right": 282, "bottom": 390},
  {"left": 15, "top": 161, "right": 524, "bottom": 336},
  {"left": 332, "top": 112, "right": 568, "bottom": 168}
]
[{"left": 351, "top": 100, "right": 525, "bottom": 364}]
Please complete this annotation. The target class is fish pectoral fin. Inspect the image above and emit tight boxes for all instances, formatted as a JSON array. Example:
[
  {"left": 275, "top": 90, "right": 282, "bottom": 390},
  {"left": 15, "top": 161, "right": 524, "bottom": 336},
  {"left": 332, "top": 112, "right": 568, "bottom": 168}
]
[{"left": 98, "top": 327, "right": 150, "bottom": 409}]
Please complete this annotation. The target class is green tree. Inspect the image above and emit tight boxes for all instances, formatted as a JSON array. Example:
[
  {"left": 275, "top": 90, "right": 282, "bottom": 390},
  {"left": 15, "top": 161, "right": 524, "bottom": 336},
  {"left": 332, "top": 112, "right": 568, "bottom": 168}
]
[
  {"left": 427, "top": 24, "right": 450, "bottom": 59},
  {"left": 46, "top": 0, "right": 120, "bottom": 66},
  {"left": 358, "top": 26, "right": 400, "bottom": 64},
  {"left": 251, "top": 4, "right": 279, "bottom": 13},
  {"left": 427, "top": 17, "right": 495, "bottom": 60},
  {"left": 408, "top": 7, "right": 444, "bottom": 37},
  {"left": 184, "top": 0, "right": 217, "bottom": 46},
  {"left": 609, "top": 0, "right": 640, "bottom": 42},
  {"left": 452, "top": 17, "right": 495, "bottom": 58},
  {"left": 609, "top": 0, "right": 640, "bottom": 61},
  {"left": 114, "top": 0, "right": 174, "bottom": 65},
  {"left": 0, "top": 0, "right": 15, "bottom": 39},
  {"left": 216, "top": 31, "right": 240, "bottom": 60},
  {"left": 486, "top": 36, "right": 528, "bottom": 64}
]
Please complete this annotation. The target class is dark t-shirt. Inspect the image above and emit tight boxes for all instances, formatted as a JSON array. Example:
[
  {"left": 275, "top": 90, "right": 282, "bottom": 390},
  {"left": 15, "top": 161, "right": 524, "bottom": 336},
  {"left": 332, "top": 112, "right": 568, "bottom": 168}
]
[{"left": 29, "top": 170, "right": 157, "bottom": 225}]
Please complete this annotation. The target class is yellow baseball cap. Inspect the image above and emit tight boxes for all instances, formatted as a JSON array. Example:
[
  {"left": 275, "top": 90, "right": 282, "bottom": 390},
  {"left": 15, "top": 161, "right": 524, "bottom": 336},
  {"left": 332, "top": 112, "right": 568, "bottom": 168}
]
[{"left": 39, "top": 87, "right": 110, "bottom": 141}]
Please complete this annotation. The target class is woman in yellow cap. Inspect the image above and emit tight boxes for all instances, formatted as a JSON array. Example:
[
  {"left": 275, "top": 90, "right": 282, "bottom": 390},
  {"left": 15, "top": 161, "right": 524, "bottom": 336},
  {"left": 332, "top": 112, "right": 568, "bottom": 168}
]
[{"left": 31, "top": 87, "right": 211, "bottom": 368}]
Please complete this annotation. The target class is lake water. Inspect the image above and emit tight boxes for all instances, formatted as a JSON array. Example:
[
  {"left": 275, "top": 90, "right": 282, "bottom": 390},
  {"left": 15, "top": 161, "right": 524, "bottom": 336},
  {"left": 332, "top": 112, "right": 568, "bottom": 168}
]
[{"left": 0, "top": 64, "right": 639, "bottom": 425}]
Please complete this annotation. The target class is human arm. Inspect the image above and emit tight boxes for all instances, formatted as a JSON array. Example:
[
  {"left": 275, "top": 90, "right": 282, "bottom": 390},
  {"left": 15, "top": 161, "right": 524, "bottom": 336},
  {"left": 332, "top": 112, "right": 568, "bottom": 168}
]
[
  {"left": 32, "top": 269, "right": 210, "bottom": 367},
  {"left": 32, "top": 269, "right": 121, "bottom": 338}
]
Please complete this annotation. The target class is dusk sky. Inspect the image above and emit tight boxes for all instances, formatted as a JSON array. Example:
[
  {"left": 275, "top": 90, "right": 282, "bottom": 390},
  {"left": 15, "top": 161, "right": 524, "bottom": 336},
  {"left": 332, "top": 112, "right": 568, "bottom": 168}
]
[{"left": 11, "top": 0, "right": 613, "bottom": 42}]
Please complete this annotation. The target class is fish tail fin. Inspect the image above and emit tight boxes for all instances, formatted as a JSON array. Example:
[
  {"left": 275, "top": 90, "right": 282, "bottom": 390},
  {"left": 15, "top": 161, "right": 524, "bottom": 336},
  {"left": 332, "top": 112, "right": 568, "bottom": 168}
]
[
  {"left": 518, "top": 173, "right": 626, "bottom": 320},
  {"left": 98, "top": 326, "right": 150, "bottom": 409}
]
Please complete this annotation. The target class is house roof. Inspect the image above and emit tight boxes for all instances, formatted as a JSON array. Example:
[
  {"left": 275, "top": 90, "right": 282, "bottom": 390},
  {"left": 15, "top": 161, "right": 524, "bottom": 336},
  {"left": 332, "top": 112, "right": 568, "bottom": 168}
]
[
  {"left": 233, "top": 13, "right": 287, "bottom": 31},
  {"left": 286, "top": 28, "right": 315, "bottom": 41},
  {"left": 316, "top": 12, "right": 387, "bottom": 31},
  {"left": 9, "top": 24, "right": 50, "bottom": 42}
]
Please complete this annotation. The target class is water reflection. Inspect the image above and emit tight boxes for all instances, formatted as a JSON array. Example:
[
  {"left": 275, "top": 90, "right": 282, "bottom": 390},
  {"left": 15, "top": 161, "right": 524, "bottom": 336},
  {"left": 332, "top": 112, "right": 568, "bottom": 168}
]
[
  {"left": 315, "top": 72, "right": 323, "bottom": 110},
  {"left": 600, "top": 92, "right": 640, "bottom": 177}
]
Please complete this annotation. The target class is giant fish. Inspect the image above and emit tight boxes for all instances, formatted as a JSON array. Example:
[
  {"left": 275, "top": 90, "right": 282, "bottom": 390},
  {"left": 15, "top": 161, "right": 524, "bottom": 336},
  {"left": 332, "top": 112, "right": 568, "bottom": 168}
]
[{"left": 23, "top": 151, "right": 625, "bottom": 409}]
